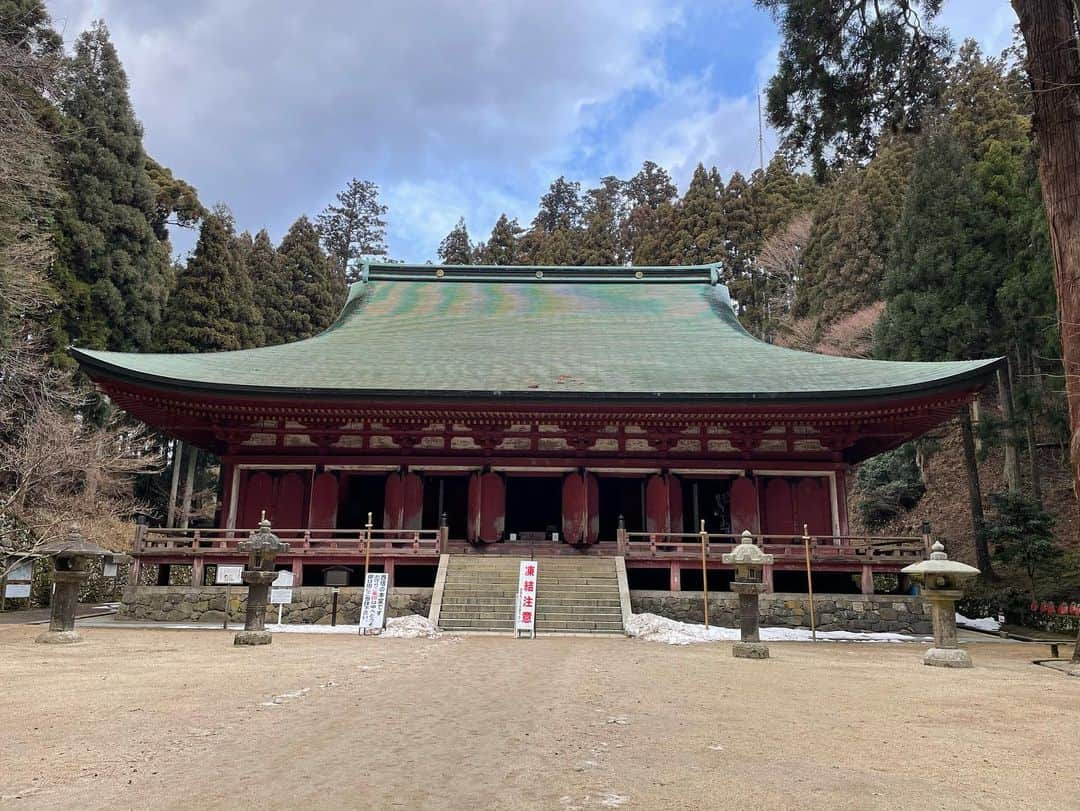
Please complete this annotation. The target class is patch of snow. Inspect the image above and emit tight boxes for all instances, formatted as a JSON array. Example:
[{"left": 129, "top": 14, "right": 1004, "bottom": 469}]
[
  {"left": 625, "top": 612, "right": 928, "bottom": 645},
  {"left": 380, "top": 614, "right": 441, "bottom": 639},
  {"left": 261, "top": 687, "right": 309, "bottom": 706},
  {"left": 956, "top": 613, "right": 1001, "bottom": 632}
]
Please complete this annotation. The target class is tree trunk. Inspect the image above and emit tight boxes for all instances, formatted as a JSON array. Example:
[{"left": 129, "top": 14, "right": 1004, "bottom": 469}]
[
  {"left": 960, "top": 406, "right": 994, "bottom": 577},
  {"left": 1011, "top": 0, "right": 1080, "bottom": 668},
  {"left": 179, "top": 447, "right": 198, "bottom": 530},
  {"left": 166, "top": 439, "right": 183, "bottom": 528},
  {"left": 997, "top": 365, "right": 1022, "bottom": 494},
  {"left": 1024, "top": 348, "right": 1044, "bottom": 506}
]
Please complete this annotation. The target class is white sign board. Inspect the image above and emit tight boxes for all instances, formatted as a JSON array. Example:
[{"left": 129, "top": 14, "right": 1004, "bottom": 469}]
[
  {"left": 270, "top": 570, "right": 294, "bottom": 604},
  {"left": 215, "top": 565, "right": 244, "bottom": 585},
  {"left": 358, "top": 572, "right": 389, "bottom": 631},
  {"left": 515, "top": 560, "right": 538, "bottom": 635},
  {"left": 4, "top": 560, "right": 33, "bottom": 599},
  {"left": 102, "top": 560, "right": 118, "bottom": 578}
]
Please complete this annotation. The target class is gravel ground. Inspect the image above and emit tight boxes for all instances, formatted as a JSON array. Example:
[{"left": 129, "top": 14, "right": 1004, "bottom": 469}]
[{"left": 0, "top": 625, "right": 1076, "bottom": 810}]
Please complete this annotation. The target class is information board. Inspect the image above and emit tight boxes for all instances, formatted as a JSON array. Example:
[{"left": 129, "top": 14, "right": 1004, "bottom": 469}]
[
  {"left": 270, "top": 570, "right": 294, "bottom": 604},
  {"left": 515, "top": 560, "right": 538, "bottom": 635},
  {"left": 215, "top": 565, "right": 243, "bottom": 585},
  {"left": 358, "top": 572, "right": 389, "bottom": 632},
  {"left": 4, "top": 560, "right": 33, "bottom": 599}
]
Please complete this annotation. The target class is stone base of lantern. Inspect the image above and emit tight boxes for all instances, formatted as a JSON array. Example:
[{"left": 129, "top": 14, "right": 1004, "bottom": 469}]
[
  {"left": 924, "top": 647, "right": 972, "bottom": 668},
  {"left": 233, "top": 629, "right": 272, "bottom": 646},
  {"left": 733, "top": 641, "right": 770, "bottom": 659},
  {"left": 35, "top": 630, "right": 83, "bottom": 645}
]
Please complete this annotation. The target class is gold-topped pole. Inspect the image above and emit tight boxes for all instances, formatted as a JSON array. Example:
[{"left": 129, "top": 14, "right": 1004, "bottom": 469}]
[
  {"left": 700, "top": 519, "right": 709, "bottom": 628},
  {"left": 803, "top": 523, "right": 816, "bottom": 641},
  {"left": 364, "top": 511, "right": 373, "bottom": 576}
]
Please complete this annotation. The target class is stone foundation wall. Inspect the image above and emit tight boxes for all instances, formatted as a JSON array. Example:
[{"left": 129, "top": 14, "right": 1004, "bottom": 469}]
[
  {"left": 630, "top": 591, "right": 931, "bottom": 634},
  {"left": 119, "top": 585, "right": 432, "bottom": 624}
]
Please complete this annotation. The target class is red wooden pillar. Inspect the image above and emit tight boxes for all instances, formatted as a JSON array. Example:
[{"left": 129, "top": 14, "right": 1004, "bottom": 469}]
[
  {"left": 291, "top": 558, "right": 304, "bottom": 585},
  {"left": 191, "top": 557, "right": 205, "bottom": 587},
  {"left": 667, "top": 473, "right": 683, "bottom": 533},
  {"left": 585, "top": 472, "right": 599, "bottom": 544},
  {"left": 385, "top": 558, "right": 396, "bottom": 589},
  {"left": 861, "top": 565, "right": 874, "bottom": 595},
  {"left": 562, "top": 472, "right": 586, "bottom": 545},
  {"left": 309, "top": 471, "right": 339, "bottom": 529},
  {"left": 402, "top": 472, "right": 423, "bottom": 530},
  {"left": 729, "top": 476, "right": 760, "bottom": 535},
  {"left": 467, "top": 471, "right": 505, "bottom": 544},
  {"left": 645, "top": 474, "right": 670, "bottom": 534},
  {"left": 669, "top": 563, "right": 681, "bottom": 591},
  {"left": 219, "top": 461, "right": 235, "bottom": 529},
  {"left": 763, "top": 564, "right": 774, "bottom": 593},
  {"left": 467, "top": 471, "right": 481, "bottom": 543},
  {"left": 479, "top": 472, "right": 505, "bottom": 543},
  {"left": 384, "top": 472, "right": 404, "bottom": 530}
]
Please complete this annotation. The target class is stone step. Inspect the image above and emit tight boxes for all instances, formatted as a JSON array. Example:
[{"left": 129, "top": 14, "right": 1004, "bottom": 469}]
[{"left": 535, "top": 619, "right": 625, "bottom": 631}]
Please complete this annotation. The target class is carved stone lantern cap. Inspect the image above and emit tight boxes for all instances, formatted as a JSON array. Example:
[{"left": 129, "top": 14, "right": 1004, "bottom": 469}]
[
  {"left": 238, "top": 514, "right": 290, "bottom": 556},
  {"left": 901, "top": 541, "right": 980, "bottom": 581},
  {"left": 36, "top": 524, "right": 112, "bottom": 559},
  {"left": 721, "top": 529, "right": 775, "bottom": 566}
]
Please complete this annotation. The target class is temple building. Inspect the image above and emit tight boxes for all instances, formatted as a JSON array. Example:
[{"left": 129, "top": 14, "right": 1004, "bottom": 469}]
[{"left": 74, "top": 263, "right": 998, "bottom": 625}]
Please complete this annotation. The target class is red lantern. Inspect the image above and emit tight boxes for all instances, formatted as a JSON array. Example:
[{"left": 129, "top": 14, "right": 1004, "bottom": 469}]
[
  {"left": 1059, "top": 602, "right": 1069, "bottom": 616},
  {"left": 1030, "top": 601, "right": 1039, "bottom": 612},
  {"left": 1070, "top": 603, "right": 1080, "bottom": 617}
]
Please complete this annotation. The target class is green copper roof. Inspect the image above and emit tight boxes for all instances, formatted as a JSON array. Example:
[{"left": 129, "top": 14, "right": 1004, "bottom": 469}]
[{"left": 72, "top": 263, "right": 999, "bottom": 402}]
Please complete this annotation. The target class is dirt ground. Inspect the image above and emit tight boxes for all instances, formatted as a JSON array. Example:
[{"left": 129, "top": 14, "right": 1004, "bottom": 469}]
[{"left": 0, "top": 626, "right": 1076, "bottom": 810}]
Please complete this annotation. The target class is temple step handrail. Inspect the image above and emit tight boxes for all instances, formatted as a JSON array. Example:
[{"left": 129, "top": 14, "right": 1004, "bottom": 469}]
[
  {"left": 621, "top": 531, "right": 924, "bottom": 561},
  {"left": 135, "top": 526, "right": 443, "bottom": 556}
]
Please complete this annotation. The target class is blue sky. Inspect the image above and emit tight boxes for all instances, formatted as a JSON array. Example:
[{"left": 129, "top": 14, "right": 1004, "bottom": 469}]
[{"left": 45, "top": 0, "right": 1018, "bottom": 263}]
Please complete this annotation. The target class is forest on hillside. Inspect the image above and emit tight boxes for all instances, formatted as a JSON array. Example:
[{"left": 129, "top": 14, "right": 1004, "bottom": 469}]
[{"left": 0, "top": 1, "right": 1077, "bottom": 609}]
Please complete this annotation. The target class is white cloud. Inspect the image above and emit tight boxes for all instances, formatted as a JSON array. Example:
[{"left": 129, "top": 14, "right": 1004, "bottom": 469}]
[{"left": 46, "top": 0, "right": 682, "bottom": 259}]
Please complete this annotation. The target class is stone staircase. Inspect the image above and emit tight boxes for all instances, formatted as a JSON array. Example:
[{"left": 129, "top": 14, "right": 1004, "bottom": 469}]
[
  {"left": 435, "top": 557, "right": 520, "bottom": 632},
  {"left": 535, "top": 557, "right": 624, "bottom": 635},
  {"left": 433, "top": 555, "right": 627, "bottom": 635}
]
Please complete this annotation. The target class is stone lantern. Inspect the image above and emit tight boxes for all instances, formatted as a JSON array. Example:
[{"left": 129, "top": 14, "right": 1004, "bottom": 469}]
[
  {"left": 35, "top": 524, "right": 111, "bottom": 645},
  {"left": 234, "top": 515, "right": 289, "bottom": 646},
  {"left": 901, "top": 541, "right": 980, "bottom": 668},
  {"left": 722, "top": 530, "right": 775, "bottom": 659}
]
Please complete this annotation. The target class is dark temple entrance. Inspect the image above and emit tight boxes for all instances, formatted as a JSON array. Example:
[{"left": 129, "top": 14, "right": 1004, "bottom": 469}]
[{"left": 505, "top": 475, "right": 562, "bottom": 541}]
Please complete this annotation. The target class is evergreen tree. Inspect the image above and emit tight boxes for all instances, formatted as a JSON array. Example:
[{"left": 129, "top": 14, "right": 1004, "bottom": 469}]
[
  {"left": 628, "top": 201, "right": 678, "bottom": 265},
  {"left": 876, "top": 131, "right": 996, "bottom": 361},
  {"left": 533, "top": 176, "right": 583, "bottom": 233},
  {"left": 626, "top": 161, "right": 676, "bottom": 210},
  {"left": 243, "top": 229, "right": 284, "bottom": 344},
  {"left": 437, "top": 217, "right": 473, "bottom": 264},
  {"left": 145, "top": 157, "right": 205, "bottom": 239},
  {"left": 271, "top": 216, "right": 345, "bottom": 342},
  {"left": 795, "top": 136, "right": 914, "bottom": 322},
  {"left": 583, "top": 176, "right": 627, "bottom": 263},
  {"left": 53, "top": 21, "right": 171, "bottom": 351},
  {"left": 315, "top": 178, "right": 387, "bottom": 283},
  {"left": 158, "top": 210, "right": 250, "bottom": 353},
  {"left": 475, "top": 214, "right": 523, "bottom": 265},
  {"left": 670, "top": 164, "right": 723, "bottom": 265}
]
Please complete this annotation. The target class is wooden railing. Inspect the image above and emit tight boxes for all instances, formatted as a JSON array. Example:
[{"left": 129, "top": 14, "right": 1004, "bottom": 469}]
[
  {"left": 134, "top": 525, "right": 446, "bottom": 557},
  {"left": 619, "top": 530, "right": 926, "bottom": 563}
]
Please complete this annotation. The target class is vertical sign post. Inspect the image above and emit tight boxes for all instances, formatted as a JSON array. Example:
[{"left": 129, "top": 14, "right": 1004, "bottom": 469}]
[
  {"left": 515, "top": 560, "right": 538, "bottom": 638},
  {"left": 803, "top": 523, "right": 817, "bottom": 642},
  {"left": 216, "top": 565, "right": 244, "bottom": 629},
  {"left": 269, "top": 570, "right": 294, "bottom": 625},
  {"left": 358, "top": 572, "right": 388, "bottom": 634}
]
